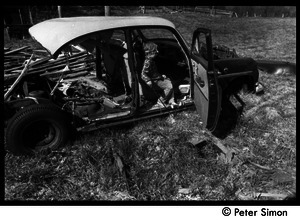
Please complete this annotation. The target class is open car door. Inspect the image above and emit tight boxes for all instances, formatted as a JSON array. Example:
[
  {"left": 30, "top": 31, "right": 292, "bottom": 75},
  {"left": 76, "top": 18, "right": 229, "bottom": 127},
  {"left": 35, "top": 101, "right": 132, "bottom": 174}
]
[{"left": 191, "top": 28, "right": 221, "bottom": 131}]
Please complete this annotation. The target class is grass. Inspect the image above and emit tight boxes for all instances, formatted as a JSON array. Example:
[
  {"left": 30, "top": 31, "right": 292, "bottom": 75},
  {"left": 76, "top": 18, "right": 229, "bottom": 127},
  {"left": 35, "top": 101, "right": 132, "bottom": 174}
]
[{"left": 4, "top": 12, "right": 296, "bottom": 201}]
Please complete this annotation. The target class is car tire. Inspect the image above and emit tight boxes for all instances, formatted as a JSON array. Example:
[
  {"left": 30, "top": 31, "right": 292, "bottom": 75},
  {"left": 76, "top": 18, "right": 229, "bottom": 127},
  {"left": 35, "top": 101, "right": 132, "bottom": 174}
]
[{"left": 5, "top": 104, "right": 73, "bottom": 155}]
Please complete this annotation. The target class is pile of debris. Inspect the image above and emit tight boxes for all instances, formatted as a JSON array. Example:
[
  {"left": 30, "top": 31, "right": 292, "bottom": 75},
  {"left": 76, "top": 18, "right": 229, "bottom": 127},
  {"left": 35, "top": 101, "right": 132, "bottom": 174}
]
[
  {"left": 4, "top": 46, "right": 96, "bottom": 87},
  {"left": 4, "top": 46, "right": 33, "bottom": 71}
]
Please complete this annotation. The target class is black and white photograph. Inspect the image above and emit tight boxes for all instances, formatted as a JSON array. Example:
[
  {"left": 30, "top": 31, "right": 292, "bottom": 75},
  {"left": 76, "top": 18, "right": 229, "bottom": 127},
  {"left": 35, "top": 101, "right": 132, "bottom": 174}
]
[{"left": 3, "top": 6, "right": 296, "bottom": 203}]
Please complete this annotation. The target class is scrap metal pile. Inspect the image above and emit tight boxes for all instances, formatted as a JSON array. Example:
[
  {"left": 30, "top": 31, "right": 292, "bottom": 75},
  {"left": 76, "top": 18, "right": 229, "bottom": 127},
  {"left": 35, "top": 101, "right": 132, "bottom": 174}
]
[
  {"left": 4, "top": 45, "right": 116, "bottom": 120},
  {"left": 4, "top": 46, "right": 96, "bottom": 89}
]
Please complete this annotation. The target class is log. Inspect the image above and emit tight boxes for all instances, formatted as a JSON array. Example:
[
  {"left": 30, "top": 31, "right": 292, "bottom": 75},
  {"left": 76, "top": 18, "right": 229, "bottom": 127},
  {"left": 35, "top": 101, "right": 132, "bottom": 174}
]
[
  {"left": 4, "top": 73, "right": 19, "bottom": 81},
  {"left": 57, "top": 70, "right": 90, "bottom": 79},
  {"left": 4, "top": 46, "right": 30, "bottom": 55},
  {"left": 4, "top": 63, "right": 22, "bottom": 69},
  {"left": 28, "top": 56, "right": 52, "bottom": 67},
  {"left": 27, "top": 58, "right": 95, "bottom": 75},
  {"left": 28, "top": 53, "right": 91, "bottom": 71},
  {"left": 4, "top": 58, "right": 95, "bottom": 82},
  {"left": 4, "top": 55, "right": 29, "bottom": 59},
  {"left": 40, "top": 65, "right": 93, "bottom": 78},
  {"left": 4, "top": 56, "right": 53, "bottom": 74},
  {"left": 4, "top": 54, "right": 34, "bottom": 100}
]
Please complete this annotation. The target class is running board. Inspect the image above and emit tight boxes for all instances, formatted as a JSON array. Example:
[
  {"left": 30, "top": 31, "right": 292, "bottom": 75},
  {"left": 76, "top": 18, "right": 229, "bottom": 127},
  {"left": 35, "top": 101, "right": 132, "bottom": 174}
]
[{"left": 77, "top": 103, "right": 194, "bottom": 132}]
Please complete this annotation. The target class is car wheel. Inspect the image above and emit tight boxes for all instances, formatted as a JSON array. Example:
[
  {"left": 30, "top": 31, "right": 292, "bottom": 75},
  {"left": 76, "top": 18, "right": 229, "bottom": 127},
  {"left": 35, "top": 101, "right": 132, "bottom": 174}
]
[{"left": 6, "top": 104, "right": 72, "bottom": 155}]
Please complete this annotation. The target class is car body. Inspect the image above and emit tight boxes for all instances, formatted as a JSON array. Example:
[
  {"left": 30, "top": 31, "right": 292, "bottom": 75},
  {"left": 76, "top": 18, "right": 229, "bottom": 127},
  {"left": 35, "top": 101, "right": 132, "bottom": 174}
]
[{"left": 4, "top": 16, "right": 261, "bottom": 155}]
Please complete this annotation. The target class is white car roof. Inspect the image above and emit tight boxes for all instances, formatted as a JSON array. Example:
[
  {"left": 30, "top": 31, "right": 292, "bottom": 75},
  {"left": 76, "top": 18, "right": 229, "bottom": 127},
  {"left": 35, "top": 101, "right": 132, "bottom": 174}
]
[{"left": 29, "top": 16, "right": 175, "bottom": 56}]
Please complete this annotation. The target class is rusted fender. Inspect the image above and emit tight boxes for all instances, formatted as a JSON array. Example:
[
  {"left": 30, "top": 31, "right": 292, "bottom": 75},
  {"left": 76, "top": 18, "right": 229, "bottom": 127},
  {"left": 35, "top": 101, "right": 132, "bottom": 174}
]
[{"left": 255, "top": 59, "right": 296, "bottom": 75}]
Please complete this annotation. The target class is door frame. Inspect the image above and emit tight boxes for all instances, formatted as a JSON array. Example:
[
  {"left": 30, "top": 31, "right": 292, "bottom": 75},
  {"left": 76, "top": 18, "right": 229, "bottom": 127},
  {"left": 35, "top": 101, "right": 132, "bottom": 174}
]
[{"left": 190, "top": 28, "right": 222, "bottom": 131}]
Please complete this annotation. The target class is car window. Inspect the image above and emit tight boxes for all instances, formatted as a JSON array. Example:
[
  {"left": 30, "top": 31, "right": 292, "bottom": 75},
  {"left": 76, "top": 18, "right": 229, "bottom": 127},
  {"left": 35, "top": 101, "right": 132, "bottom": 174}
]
[
  {"left": 192, "top": 34, "right": 209, "bottom": 60},
  {"left": 192, "top": 37, "right": 200, "bottom": 55},
  {"left": 111, "top": 29, "right": 125, "bottom": 42},
  {"left": 139, "top": 28, "right": 175, "bottom": 40}
]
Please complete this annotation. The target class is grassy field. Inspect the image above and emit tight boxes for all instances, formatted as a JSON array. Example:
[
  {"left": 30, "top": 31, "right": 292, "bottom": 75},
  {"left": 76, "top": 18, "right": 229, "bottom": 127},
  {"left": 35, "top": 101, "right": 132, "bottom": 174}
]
[{"left": 4, "top": 12, "right": 296, "bottom": 201}]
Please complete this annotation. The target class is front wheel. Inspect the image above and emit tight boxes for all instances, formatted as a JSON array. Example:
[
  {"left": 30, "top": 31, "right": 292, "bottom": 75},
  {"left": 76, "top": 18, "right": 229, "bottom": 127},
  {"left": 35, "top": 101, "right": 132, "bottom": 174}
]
[{"left": 5, "top": 104, "right": 73, "bottom": 155}]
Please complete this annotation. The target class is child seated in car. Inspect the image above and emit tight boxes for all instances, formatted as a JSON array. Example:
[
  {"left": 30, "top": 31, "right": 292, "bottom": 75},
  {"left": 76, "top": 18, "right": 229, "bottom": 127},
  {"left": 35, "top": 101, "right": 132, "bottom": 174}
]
[{"left": 141, "top": 42, "right": 177, "bottom": 108}]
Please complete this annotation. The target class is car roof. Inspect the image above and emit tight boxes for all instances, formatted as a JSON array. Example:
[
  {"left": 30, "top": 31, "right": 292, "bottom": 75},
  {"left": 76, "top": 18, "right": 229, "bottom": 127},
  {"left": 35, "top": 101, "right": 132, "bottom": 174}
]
[{"left": 29, "top": 16, "right": 176, "bottom": 57}]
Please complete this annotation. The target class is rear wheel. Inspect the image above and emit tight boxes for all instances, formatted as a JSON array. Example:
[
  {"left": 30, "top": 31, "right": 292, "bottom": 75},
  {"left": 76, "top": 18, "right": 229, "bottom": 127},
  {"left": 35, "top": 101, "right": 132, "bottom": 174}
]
[{"left": 6, "top": 104, "right": 73, "bottom": 155}]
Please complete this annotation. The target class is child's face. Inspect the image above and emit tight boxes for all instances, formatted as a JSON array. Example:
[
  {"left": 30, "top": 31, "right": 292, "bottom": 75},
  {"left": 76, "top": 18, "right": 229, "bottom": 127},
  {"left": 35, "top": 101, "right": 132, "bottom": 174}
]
[
  {"left": 146, "top": 48, "right": 158, "bottom": 59},
  {"left": 144, "top": 43, "right": 159, "bottom": 59}
]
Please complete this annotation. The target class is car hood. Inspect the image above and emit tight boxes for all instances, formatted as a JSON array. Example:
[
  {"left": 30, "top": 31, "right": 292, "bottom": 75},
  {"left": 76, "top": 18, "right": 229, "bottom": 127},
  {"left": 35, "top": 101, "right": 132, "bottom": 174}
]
[{"left": 29, "top": 16, "right": 175, "bottom": 58}]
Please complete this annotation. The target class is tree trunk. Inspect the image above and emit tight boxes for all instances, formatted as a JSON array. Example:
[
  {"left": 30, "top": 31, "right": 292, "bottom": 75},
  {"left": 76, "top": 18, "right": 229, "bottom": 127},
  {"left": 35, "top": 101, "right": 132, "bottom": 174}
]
[
  {"left": 28, "top": 6, "right": 33, "bottom": 24},
  {"left": 4, "top": 19, "right": 10, "bottom": 41},
  {"left": 105, "top": 6, "right": 110, "bottom": 16},
  {"left": 58, "top": 6, "right": 62, "bottom": 18},
  {"left": 18, "top": 9, "right": 23, "bottom": 24}
]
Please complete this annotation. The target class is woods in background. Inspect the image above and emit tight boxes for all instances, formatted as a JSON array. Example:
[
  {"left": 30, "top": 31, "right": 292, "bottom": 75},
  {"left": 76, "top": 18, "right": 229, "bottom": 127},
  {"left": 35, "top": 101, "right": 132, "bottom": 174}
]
[{"left": 3, "top": 6, "right": 296, "bottom": 25}]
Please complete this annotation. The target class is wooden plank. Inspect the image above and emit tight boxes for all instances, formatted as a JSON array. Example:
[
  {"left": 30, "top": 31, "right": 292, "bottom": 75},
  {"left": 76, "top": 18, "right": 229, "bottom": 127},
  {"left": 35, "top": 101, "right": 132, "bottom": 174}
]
[
  {"left": 29, "top": 56, "right": 52, "bottom": 67},
  {"left": 4, "top": 54, "right": 34, "bottom": 100},
  {"left": 4, "top": 56, "right": 52, "bottom": 73},
  {"left": 40, "top": 65, "right": 93, "bottom": 77},
  {"left": 27, "top": 57, "right": 95, "bottom": 74},
  {"left": 4, "top": 46, "right": 31, "bottom": 55},
  {"left": 27, "top": 52, "right": 90, "bottom": 70},
  {"left": 5, "top": 66, "right": 24, "bottom": 74},
  {"left": 4, "top": 55, "right": 28, "bottom": 59}
]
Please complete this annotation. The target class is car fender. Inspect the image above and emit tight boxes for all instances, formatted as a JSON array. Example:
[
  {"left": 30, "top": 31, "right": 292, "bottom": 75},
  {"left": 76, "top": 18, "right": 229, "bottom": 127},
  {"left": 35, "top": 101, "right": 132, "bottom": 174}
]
[
  {"left": 214, "top": 58, "right": 259, "bottom": 93},
  {"left": 4, "top": 97, "right": 54, "bottom": 121}
]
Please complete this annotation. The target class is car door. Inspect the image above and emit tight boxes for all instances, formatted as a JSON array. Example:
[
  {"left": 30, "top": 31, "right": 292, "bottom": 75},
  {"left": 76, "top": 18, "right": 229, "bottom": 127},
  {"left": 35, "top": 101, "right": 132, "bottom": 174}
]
[{"left": 191, "top": 28, "right": 221, "bottom": 131}]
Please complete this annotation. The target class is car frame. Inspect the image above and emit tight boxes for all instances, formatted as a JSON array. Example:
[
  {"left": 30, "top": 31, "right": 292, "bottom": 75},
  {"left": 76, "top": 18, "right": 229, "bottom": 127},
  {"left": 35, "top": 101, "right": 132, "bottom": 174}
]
[{"left": 4, "top": 16, "right": 262, "bottom": 155}]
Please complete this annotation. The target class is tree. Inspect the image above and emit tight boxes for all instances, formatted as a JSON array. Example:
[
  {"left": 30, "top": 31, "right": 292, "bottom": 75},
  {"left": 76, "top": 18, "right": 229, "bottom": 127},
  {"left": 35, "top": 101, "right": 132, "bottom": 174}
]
[
  {"left": 105, "top": 6, "right": 110, "bottom": 16},
  {"left": 58, "top": 6, "right": 62, "bottom": 17}
]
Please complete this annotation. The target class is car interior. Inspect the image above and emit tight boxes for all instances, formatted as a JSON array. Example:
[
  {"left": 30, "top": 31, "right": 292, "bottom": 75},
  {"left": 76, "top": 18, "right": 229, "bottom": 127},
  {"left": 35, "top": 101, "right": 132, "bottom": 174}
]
[
  {"left": 131, "top": 28, "right": 192, "bottom": 110},
  {"left": 54, "top": 30, "right": 133, "bottom": 121},
  {"left": 55, "top": 27, "right": 194, "bottom": 121}
]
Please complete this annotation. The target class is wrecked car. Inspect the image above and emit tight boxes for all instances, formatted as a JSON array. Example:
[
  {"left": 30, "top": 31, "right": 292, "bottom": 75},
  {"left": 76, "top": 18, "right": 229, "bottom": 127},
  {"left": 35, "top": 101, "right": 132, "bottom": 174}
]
[{"left": 4, "top": 16, "right": 263, "bottom": 155}]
